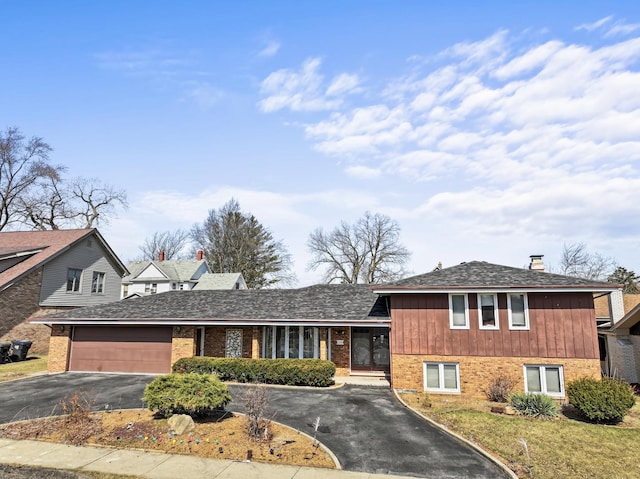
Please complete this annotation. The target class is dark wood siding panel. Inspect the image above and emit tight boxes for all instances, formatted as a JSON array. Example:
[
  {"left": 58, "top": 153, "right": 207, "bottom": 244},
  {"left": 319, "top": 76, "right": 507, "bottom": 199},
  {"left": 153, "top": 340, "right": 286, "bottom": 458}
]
[
  {"left": 410, "top": 295, "right": 421, "bottom": 354},
  {"left": 390, "top": 291, "right": 598, "bottom": 359}
]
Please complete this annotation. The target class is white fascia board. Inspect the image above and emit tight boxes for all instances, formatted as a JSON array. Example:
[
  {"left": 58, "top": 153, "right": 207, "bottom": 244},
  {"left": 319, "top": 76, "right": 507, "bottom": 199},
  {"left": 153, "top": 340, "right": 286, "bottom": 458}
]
[
  {"left": 31, "top": 318, "right": 391, "bottom": 327},
  {"left": 372, "top": 287, "right": 620, "bottom": 294}
]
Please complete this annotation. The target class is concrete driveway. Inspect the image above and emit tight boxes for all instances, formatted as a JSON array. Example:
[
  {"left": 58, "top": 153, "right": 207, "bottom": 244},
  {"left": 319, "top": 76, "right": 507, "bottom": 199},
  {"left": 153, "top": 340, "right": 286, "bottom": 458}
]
[{"left": 0, "top": 374, "right": 509, "bottom": 479}]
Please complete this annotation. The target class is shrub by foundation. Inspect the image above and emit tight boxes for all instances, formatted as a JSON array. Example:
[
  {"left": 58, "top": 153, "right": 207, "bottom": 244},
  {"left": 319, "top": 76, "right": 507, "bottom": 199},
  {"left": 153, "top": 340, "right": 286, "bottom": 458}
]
[
  {"left": 567, "top": 376, "right": 636, "bottom": 424},
  {"left": 483, "top": 375, "right": 515, "bottom": 403},
  {"left": 143, "top": 373, "right": 232, "bottom": 418},
  {"left": 173, "top": 357, "right": 336, "bottom": 387},
  {"left": 509, "top": 392, "right": 559, "bottom": 418}
]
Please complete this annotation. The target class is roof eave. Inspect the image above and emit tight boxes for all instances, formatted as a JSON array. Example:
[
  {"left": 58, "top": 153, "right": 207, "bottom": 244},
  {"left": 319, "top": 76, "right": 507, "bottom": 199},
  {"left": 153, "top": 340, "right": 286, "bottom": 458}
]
[
  {"left": 31, "top": 317, "right": 391, "bottom": 327},
  {"left": 372, "top": 286, "right": 620, "bottom": 294}
]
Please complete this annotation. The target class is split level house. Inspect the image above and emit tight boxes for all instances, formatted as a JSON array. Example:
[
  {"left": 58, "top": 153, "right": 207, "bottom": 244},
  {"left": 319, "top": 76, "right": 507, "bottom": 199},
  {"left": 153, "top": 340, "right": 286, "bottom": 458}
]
[
  {"left": 121, "top": 252, "right": 246, "bottom": 299},
  {"left": 35, "top": 256, "right": 618, "bottom": 399},
  {"left": 0, "top": 229, "right": 128, "bottom": 352}
]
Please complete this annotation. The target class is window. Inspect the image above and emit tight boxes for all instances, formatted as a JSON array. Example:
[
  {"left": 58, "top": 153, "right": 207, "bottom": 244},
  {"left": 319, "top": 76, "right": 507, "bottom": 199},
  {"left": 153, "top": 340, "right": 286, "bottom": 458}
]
[
  {"left": 263, "top": 326, "right": 319, "bottom": 359},
  {"left": 424, "top": 362, "right": 460, "bottom": 393},
  {"left": 478, "top": 294, "right": 498, "bottom": 329},
  {"left": 145, "top": 283, "right": 157, "bottom": 294},
  {"left": 524, "top": 365, "right": 564, "bottom": 396},
  {"left": 91, "top": 272, "right": 105, "bottom": 294},
  {"left": 449, "top": 294, "right": 469, "bottom": 329},
  {"left": 66, "top": 268, "right": 82, "bottom": 292},
  {"left": 508, "top": 293, "right": 529, "bottom": 329}
]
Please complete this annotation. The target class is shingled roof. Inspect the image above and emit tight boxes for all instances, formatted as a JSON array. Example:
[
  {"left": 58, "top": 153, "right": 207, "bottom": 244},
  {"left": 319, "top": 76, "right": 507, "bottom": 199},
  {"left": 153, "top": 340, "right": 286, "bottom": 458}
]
[
  {"left": 122, "top": 259, "right": 209, "bottom": 283},
  {"left": 0, "top": 229, "right": 127, "bottom": 290},
  {"left": 373, "top": 261, "right": 619, "bottom": 292},
  {"left": 33, "top": 284, "right": 390, "bottom": 326}
]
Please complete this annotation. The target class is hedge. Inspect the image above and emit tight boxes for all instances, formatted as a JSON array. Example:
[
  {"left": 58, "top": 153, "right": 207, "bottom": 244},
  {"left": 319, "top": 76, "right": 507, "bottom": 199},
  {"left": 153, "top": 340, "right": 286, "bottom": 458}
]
[{"left": 172, "top": 357, "right": 336, "bottom": 387}]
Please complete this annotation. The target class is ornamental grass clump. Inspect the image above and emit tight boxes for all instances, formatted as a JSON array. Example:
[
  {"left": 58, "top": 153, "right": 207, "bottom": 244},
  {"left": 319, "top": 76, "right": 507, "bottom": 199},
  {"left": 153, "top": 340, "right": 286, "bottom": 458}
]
[
  {"left": 143, "top": 373, "right": 232, "bottom": 418},
  {"left": 509, "top": 392, "right": 559, "bottom": 418},
  {"left": 567, "top": 376, "right": 636, "bottom": 424}
]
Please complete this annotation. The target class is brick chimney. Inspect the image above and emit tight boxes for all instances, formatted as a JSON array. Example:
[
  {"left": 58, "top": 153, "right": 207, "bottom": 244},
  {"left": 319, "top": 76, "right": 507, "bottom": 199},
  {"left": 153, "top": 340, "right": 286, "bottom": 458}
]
[
  {"left": 197, "top": 250, "right": 203, "bottom": 261},
  {"left": 158, "top": 251, "right": 165, "bottom": 262},
  {"left": 529, "top": 255, "right": 544, "bottom": 272}
]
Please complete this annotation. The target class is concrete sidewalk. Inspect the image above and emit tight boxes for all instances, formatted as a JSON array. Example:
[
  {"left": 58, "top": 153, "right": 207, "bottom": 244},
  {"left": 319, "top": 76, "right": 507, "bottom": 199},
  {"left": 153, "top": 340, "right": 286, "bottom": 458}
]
[{"left": 0, "top": 438, "right": 411, "bottom": 479}]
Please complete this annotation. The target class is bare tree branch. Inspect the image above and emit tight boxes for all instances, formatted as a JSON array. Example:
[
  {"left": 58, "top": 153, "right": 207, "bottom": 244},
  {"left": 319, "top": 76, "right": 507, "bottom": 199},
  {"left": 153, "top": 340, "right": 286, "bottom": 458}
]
[
  {"left": 137, "top": 230, "right": 191, "bottom": 261},
  {"left": 559, "top": 242, "right": 616, "bottom": 280},
  {"left": 0, "top": 127, "right": 59, "bottom": 230},
  {"left": 70, "top": 177, "right": 128, "bottom": 228},
  {"left": 307, "top": 212, "right": 411, "bottom": 284}
]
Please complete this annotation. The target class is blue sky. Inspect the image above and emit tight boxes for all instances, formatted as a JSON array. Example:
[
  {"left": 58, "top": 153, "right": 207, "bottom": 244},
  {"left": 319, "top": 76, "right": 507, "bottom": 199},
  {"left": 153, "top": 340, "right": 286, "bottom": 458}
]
[{"left": 2, "top": 1, "right": 640, "bottom": 285}]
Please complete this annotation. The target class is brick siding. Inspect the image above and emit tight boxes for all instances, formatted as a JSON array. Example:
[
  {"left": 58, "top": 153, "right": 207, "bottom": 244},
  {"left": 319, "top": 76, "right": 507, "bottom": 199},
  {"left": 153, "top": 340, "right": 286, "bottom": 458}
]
[
  {"left": 202, "top": 326, "right": 255, "bottom": 358},
  {"left": 47, "top": 327, "right": 71, "bottom": 373},
  {"left": 392, "top": 353, "right": 600, "bottom": 399},
  {"left": 171, "top": 326, "right": 196, "bottom": 365},
  {"left": 329, "top": 327, "right": 350, "bottom": 375},
  {"left": 0, "top": 268, "right": 42, "bottom": 337}
]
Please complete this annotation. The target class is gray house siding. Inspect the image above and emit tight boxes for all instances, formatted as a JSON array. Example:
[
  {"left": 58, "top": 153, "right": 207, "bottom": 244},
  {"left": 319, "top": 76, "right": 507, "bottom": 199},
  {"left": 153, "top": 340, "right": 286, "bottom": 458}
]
[{"left": 39, "top": 236, "right": 123, "bottom": 307}]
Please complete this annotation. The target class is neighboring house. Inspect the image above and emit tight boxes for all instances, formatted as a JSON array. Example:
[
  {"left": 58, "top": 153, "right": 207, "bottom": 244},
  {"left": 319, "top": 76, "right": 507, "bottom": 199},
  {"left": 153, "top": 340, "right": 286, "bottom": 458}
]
[
  {"left": 193, "top": 272, "right": 246, "bottom": 290},
  {"left": 121, "top": 251, "right": 212, "bottom": 298},
  {"left": 0, "top": 229, "right": 128, "bottom": 350},
  {"left": 597, "top": 291, "right": 640, "bottom": 383},
  {"left": 35, "top": 256, "right": 617, "bottom": 399}
]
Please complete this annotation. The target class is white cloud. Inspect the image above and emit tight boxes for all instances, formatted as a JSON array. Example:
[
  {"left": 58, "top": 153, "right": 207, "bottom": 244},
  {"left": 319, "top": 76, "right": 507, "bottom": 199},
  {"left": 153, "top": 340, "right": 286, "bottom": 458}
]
[
  {"left": 344, "top": 165, "right": 382, "bottom": 179},
  {"left": 180, "top": 82, "right": 224, "bottom": 109},
  {"left": 259, "top": 40, "right": 281, "bottom": 57},
  {"left": 258, "top": 28, "right": 640, "bottom": 273},
  {"left": 258, "top": 57, "right": 361, "bottom": 112},
  {"left": 575, "top": 16, "right": 613, "bottom": 32},
  {"left": 326, "top": 73, "right": 361, "bottom": 96}
]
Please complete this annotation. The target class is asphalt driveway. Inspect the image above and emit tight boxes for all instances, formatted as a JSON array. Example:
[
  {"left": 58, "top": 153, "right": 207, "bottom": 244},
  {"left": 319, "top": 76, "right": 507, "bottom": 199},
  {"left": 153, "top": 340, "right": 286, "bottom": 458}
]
[{"left": 0, "top": 373, "right": 509, "bottom": 478}]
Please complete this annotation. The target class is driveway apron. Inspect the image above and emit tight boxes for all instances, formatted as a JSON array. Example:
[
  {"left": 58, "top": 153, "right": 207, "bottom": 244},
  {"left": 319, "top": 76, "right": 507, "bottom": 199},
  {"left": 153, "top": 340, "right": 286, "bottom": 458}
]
[{"left": 0, "top": 374, "right": 508, "bottom": 479}]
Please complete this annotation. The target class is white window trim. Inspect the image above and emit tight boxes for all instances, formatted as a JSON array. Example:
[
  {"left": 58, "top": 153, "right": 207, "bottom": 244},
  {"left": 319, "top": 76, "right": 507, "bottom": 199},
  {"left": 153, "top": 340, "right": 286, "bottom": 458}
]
[
  {"left": 91, "top": 271, "right": 106, "bottom": 294},
  {"left": 508, "top": 293, "right": 530, "bottom": 330},
  {"left": 449, "top": 293, "right": 470, "bottom": 329},
  {"left": 423, "top": 362, "right": 461, "bottom": 394},
  {"left": 478, "top": 293, "right": 499, "bottom": 330},
  {"left": 262, "top": 326, "right": 319, "bottom": 359},
  {"left": 66, "top": 268, "right": 83, "bottom": 293},
  {"left": 523, "top": 364, "right": 565, "bottom": 397}
]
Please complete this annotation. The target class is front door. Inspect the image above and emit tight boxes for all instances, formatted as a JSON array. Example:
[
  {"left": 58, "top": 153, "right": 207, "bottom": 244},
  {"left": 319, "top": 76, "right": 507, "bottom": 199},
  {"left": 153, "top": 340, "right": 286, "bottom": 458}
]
[{"left": 351, "top": 327, "right": 390, "bottom": 372}]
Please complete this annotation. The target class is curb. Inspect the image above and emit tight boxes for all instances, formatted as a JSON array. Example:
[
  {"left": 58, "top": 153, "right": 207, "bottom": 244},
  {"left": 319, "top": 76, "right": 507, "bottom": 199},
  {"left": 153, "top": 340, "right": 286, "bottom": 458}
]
[{"left": 392, "top": 390, "right": 518, "bottom": 479}]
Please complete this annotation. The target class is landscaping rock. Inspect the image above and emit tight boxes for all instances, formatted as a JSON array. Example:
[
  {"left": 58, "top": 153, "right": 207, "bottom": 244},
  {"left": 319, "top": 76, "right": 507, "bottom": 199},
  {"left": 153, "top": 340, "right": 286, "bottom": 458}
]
[
  {"left": 167, "top": 414, "right": 195, "bottom": 434},
  {"left": 504, "top": 406, "right": 516, "bottom": 415}
]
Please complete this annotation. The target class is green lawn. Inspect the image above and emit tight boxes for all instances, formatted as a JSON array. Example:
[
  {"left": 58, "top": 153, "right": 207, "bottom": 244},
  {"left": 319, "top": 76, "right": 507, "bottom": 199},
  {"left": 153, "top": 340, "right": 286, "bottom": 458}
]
[
  {"left": 0, "top": 355, "right": 48, "bottom": 382},
  {"left": 400, "top": 393, "right": 640, "bottom": 479}
]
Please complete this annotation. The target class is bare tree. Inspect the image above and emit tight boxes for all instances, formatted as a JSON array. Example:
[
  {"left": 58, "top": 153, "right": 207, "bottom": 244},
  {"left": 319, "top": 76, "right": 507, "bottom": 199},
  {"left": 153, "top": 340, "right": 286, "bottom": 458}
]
[
  {"left": 70, "top": 177, "right": 128, "bottom": 228},
  {"left": 307, "top": 212, "right": 411, "bottom": 284},
  {"left": 0, "top": 127, "right": 62, "bottom": 230},
  {"left": 191, "top": 199, "right": 295, "bottom": 288},
  {"left": 137, "top": 230, "right": 191, "bottom": 261},
  {"left": 559, "top": 242, "right": 616, "bottom": 280},
  {"left": 16, "top": 173, "right": 72, "bottom": 230}
]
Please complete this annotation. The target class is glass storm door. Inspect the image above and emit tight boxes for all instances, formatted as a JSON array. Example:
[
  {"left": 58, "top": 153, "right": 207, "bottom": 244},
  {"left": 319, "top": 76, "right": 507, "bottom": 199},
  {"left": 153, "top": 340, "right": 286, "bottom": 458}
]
[{"left": 351, "top": 327, "right": 390, "bottom": 371}]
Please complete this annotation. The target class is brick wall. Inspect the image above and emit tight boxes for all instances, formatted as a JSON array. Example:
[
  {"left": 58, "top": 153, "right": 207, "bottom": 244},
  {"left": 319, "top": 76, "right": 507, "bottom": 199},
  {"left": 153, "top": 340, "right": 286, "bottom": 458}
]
[
  {"left": 392, "top": 353, "right": 600, "bottom": 399},
  {"left": 47, "top": 327, "right": 71, "bottom": 373},
  {"left": 203, "top": 326, "right": 254, "bottom": 358},
  {"left": 0, "top": 268, "right": 42, "bottom": 337},
  {"left": 329, "top": 327, "right": 350, "bottom": 375},
  {"left": 171, "top": 326, "right": 196, "bottom": 365}
]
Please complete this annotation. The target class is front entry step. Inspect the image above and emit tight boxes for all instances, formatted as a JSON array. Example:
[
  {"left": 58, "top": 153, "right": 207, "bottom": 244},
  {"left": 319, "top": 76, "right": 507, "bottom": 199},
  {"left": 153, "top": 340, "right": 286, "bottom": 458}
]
[{"left": 334, "top": 375, "right": 391, "bottom": 387}]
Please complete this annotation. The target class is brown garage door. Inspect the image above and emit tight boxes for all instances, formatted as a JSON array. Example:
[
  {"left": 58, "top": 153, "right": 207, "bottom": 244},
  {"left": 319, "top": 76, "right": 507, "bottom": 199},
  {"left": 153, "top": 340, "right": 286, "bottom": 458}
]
[{"left": 69, "top": 326, "right": 173, "bottom": 373}]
